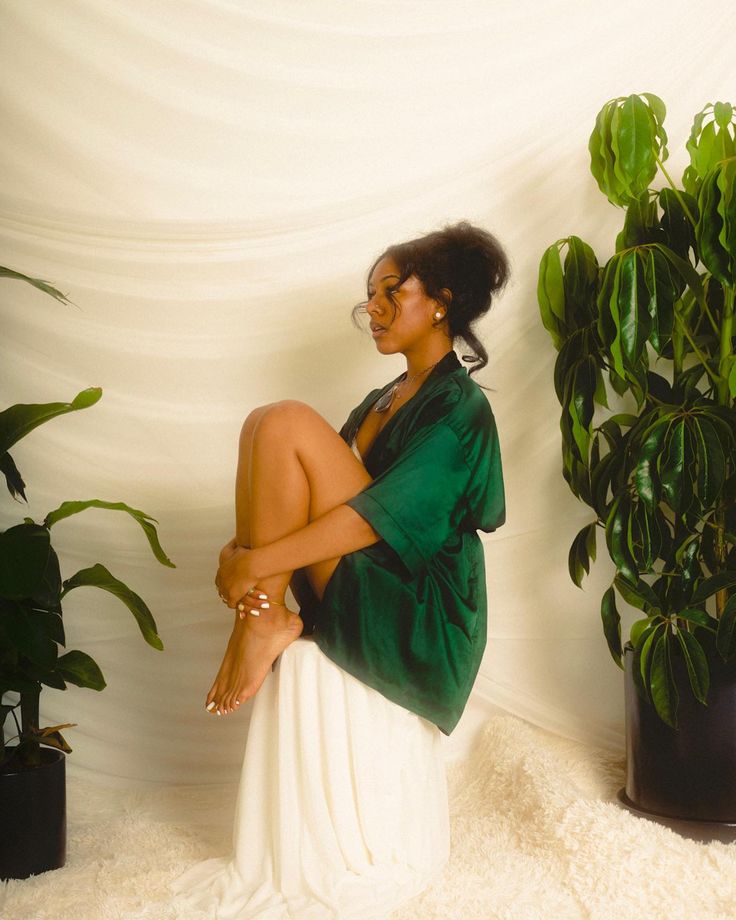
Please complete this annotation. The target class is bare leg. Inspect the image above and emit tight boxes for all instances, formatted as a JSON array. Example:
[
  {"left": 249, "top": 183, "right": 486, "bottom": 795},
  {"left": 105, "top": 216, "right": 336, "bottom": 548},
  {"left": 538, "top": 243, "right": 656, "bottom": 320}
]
[{"left": 206, "top": 400, "right": 371, "bottom": 715}]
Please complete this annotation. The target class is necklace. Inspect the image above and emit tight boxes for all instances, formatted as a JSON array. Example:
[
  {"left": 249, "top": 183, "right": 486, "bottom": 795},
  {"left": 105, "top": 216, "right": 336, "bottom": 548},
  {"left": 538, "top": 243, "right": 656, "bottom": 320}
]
[{"left": 373, "top": 359, "right": 440, "bottom": 413}]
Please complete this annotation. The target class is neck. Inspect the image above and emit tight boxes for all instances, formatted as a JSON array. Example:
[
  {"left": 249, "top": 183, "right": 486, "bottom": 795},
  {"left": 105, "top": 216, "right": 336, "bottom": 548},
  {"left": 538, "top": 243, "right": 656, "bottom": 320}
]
[{"left": 403, "top": 340, "right": 454, "bottom": 379}]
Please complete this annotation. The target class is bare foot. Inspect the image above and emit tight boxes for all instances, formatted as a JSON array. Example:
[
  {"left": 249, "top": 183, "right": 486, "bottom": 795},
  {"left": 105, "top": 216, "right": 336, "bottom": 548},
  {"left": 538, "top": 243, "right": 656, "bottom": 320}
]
[{"left": 205, "top": 601, "right": 303, "bottom": 715}]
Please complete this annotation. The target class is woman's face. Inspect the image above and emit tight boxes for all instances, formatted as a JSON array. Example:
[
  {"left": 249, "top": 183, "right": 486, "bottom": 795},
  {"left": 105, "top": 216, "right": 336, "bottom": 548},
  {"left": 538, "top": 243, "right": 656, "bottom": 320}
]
[{"left": 365, "top": 255, "right": 444, "bottom": 356}]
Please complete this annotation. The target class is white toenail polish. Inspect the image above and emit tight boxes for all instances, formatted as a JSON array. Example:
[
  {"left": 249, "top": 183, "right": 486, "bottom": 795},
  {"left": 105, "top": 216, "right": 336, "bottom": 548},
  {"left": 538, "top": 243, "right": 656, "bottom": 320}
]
[
  {"left": 206, "top": 701, "right": 216, "bottom": 711},
  {"left": 261, "top": 602, "right": 270, "bottom": 609},
  {"left": 216, "top": 710, "right": 221, "bottom": 715},
  {"left": 258, "top": 593, "right": 268, "bottom": 599},
  {"left": 250, "top": 609, "right": 260, "bottom": 617}
]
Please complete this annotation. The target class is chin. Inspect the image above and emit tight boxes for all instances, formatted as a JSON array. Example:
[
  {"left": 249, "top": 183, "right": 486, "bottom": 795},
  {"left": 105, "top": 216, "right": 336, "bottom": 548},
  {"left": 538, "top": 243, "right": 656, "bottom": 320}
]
[{"left": 373, "top": 337, "right": 399, "bottom": 355}]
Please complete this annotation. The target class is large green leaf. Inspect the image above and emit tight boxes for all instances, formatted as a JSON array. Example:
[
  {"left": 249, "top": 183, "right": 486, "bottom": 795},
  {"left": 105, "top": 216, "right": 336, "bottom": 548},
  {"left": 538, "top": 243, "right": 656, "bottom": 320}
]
[
  {"left": 568, "top": 521, "right": 597, "bottom": 588},
  {"left": 590, "top": 94, "right": 667, "bottom": 206},
  {"left": 696, "top": 157, "right": 736, "bottom": 285},
  {"left": 60, "top": 563, "right": 164, "bottom": 650},
  {"left": 605, "top": 493, "right": 638, "bottom": 583},
  {"left": 616, "top": 191, "right": 661, "bottom": 251},
  {"left": 690, "top": 570, "right": 736, "bottom": 605},
  {"left": 659, "top": 188, "right": 698, "bottom": 258},
  {"left": 618, "top": 250, "right": 652, "bottom": 368},
  {"left": 614, "top": 572, "right": 662, "bottom": 613},
  {"left": 0, "top": 388, "right": 102, "bottom": 456},
  {"left": 55, "top": 649, "right": 105, "bottom": 691},
  {"left": 538, "top": 241, "right": 566, "bottom": 349},
  {"left": 675, "top": 628, "right": 709, "bottom": 704},
  {"left": 563, "top": 236, "right": 600, "bottom": 323},
  {"left": 0, "top": 600, "right": 57, "bottom": 669},
  {"left": 693, "top": 415, "right": 726, "bottom": 508},
  {"left": 600, "top": 585, "right": 622, "bottom": 667},
  {"left": 660, "top": 419, "right": 695, "bottom": 513},
  {"left": 564, "top": 357, "right": 596, "bottom": 463},
  {"left": 0, "top": 523, "right": 51, "bottom": 600},
  {"left": 634, "top": 418, "right": 668, "bottom": 509},
  {"left": 650, "top": 631, "right": 678, "bottom": 727},
  {"left": 44, "top": 499, "right": 175, "bottom": 568},
  {"left": 644, "top": 246, "right": 681, "bottom": 353},
  {"left": 684, "top": 102, "right": 736, "bottom": 197}
]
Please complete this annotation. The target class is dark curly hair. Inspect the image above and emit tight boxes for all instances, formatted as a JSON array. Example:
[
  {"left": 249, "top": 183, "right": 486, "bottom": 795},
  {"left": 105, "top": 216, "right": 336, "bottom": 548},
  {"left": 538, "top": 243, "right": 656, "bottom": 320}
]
[{"left": 352, "top": 220, "right": 509, "bottom": 376}]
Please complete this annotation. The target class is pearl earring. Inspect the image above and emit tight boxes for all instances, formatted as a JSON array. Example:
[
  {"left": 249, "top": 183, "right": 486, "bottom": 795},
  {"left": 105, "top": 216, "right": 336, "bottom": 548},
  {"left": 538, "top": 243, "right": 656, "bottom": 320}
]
[{"left": 434, "top": 311, "right": 443, "bottom": 319}]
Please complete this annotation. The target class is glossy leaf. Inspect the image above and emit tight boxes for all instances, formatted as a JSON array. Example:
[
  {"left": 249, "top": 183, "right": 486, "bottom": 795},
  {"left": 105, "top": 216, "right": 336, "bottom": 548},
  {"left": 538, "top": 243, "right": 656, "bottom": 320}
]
[
  {"left": 601, "top": 585, "right": 622, "bottom": 667},
  {"left": 590, "top": 94, "right": 666, "bottom": 206},
  {"left": 538, "top": 242, "right": 566, "bottom": 348},
  {"left": 693, "top": 416, "right": 726, "bottom": 508},
  {"left": 630, "top": 616, "right": 654, "bottom": 646},
  {"left": 605, "top": 494, "right": 638, "bottom": 583},
  {"left": 55, "top": 649, "right": 106, "bottom": 691},
  {"left": 676, "top": 628, "right": 709, "bottom": 705},
  {"left": 568, "top": 522, "right": 597, "bottom": 588},
  {"left": 659, "top": 188, "right": 698, "bottom": 258},
  {"left": 684, "top": 102, "right": 736, "bottom": 196},
  {"left": 1, "top": 601, "right": 57, "bottom": 669},
  {"left": 676, "top": 607, "right": 714, "bottom": 630},
  {"left": 696, "top": 157, "right": 736, "bottom": 285},
  {"left": 0, "top": 524, "right": 50, "bottom": 600},
  {"left": 691, "top": 570, "right": 736, "bottom": 605},
  {"left": 0, "top": 388, "right": 102, "bottom": 456},
  {"left": 634, "top": 419, "right": 667, "bottom": 510},
  {"left": 660, "top": 420, "right": 695, "bottom": 513},
  {"left": 44, "top": 499, "right": 175, "bottom": 569},
  {"left": 650, "top": 632, "right": 678, "bottom": 727},
  {"left": 60, "top": 563, "right": 164, "bottom": 651},
  {"left": 614, "top": 572, "right": 662, "bottom": 613}
]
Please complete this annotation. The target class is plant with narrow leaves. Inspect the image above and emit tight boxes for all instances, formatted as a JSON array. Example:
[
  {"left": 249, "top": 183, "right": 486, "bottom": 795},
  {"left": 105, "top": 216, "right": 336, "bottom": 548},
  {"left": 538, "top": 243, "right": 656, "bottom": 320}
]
[
  {"left": 538, "top": 95, "right": 736, "bottom": 729},
  {"left": 1, "top": 268, "right": 175, "bottom": 769}
]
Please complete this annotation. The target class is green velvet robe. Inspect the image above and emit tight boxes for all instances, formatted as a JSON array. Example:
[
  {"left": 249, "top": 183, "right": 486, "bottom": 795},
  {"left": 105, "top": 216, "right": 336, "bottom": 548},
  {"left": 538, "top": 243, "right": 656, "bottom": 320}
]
[{"left": 299, "top": 349, "right": 506, "bottom": 735}]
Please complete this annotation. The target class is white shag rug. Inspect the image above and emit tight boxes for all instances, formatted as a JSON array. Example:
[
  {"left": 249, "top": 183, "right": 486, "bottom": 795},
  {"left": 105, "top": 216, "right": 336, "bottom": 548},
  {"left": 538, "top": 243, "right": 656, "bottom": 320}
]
[{"left": 2, "top": 713, "right": 736, "bottom": 920}]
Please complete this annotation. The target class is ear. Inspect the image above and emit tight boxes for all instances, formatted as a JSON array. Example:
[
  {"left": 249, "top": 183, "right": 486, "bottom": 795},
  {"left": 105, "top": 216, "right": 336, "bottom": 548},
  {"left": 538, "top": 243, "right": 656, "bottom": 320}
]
[{"left": 438, "top": 288, "right": 452, "bottom": 307}]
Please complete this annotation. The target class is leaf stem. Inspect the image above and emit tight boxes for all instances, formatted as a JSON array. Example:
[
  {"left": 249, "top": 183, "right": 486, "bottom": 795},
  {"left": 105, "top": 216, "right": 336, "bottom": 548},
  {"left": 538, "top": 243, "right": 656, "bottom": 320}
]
[
  {"left": 673, "top": 310, "right": 721, "bottom": 386},
  {"left": 655, "top": 155, "right": 697, "bottom": 226}
]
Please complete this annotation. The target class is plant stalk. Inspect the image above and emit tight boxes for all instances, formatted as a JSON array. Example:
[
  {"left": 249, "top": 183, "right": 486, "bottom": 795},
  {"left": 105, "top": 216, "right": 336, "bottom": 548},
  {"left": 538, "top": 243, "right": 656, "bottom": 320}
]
[{"left": 714, "top": 285, "right": 735, "bottom": 618}]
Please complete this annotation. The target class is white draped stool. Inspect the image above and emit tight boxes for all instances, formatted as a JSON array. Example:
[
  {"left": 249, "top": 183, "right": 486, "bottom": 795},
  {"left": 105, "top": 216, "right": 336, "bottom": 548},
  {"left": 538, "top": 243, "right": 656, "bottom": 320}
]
[{"left": 169, "top": 634, "right": 451, "bottom": 919}]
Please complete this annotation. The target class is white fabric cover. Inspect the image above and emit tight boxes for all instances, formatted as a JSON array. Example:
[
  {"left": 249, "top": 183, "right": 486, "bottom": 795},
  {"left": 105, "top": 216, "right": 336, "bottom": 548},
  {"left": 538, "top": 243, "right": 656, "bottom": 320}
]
[
  {"left": 168, "top": 635, "right": 450, "bottom": 918},
  {"left": 1, "top": 0, "right": 735, "bottom": 787}
]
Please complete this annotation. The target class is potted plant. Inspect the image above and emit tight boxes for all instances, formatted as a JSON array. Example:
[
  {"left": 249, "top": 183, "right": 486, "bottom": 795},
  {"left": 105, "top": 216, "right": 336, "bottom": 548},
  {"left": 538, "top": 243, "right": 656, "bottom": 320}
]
[
  {"left": 537, "top": 95, "right": 736, "bottom": 824},
  {"left": 0, "top": 267, "right": 175, "bottom": 879}
]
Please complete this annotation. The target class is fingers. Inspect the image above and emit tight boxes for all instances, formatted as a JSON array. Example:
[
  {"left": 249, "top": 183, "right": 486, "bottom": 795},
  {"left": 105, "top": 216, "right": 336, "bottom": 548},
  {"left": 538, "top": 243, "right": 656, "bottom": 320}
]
[{"left": 237, "top": 588, "right": 275, "bottom": 620}]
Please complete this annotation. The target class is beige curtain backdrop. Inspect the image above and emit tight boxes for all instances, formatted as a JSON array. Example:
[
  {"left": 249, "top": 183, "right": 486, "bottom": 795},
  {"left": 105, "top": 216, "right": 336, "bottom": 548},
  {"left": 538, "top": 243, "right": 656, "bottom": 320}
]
[{"left": 1, "top": 0, "right": 734, "bottom": 786}]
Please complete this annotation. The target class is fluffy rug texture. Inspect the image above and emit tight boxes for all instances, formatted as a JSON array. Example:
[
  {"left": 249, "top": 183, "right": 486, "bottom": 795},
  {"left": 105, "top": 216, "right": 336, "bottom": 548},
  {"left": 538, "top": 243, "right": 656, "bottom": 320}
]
[{"left": 2, "top": 713, "right": 736, "bottom": 920}]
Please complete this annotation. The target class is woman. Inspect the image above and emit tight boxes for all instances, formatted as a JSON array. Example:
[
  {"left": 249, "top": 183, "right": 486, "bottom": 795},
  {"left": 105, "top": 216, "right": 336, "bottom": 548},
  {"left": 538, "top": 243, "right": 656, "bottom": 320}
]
[{"left": 170, "top": 220, "right": 508, "bottom": 918}]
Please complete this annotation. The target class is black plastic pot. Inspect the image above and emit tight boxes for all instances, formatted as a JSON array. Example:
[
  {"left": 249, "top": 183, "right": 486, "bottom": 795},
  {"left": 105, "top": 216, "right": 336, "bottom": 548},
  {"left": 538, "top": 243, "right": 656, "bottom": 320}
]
[
  {"left": 623, "top": 632, "right": 736, "bottom": 823},
  {"left": 0, "top": 746, "right": 66, "bottom": 880}
]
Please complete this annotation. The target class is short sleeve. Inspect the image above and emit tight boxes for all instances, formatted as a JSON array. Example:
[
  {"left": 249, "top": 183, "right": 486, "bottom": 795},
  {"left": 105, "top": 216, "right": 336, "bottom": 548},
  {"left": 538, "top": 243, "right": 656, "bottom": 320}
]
[{"left": 346, "top": 422, "right": 472, "bottom": 575}]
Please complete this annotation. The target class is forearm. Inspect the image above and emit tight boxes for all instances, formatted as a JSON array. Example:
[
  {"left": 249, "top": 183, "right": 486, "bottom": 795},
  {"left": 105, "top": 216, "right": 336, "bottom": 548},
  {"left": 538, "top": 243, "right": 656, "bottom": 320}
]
[{"left": 248, "top": 503, "right": 380, "bottom": 581}]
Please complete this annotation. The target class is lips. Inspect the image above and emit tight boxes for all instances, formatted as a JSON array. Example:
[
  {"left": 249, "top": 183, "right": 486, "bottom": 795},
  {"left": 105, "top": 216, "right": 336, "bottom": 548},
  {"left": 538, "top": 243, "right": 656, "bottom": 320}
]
[{"left": 370, "top": 322, "right": 387, "bottom": 335}]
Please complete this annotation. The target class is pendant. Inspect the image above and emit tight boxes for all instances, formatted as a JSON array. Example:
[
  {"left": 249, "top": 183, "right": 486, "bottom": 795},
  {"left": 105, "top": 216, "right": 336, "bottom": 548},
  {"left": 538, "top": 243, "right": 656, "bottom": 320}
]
[{"left": 374, "top": 384, "right": 398, "bottom": 413}]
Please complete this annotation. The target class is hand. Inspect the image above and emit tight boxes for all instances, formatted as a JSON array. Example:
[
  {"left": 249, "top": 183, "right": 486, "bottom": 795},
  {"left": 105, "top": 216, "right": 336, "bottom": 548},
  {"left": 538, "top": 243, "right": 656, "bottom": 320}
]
[{"left": 215, "top": 546, "right": 258, "bottom": 609}]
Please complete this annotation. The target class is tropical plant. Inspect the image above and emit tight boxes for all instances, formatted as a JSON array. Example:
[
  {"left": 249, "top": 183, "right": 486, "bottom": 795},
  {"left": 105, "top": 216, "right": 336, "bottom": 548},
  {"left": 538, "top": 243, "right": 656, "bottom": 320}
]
[
  {"left": 537, "top": 94, "right": 736, "bottom": 728},
  {"left": 0, "top": 268, "right": 174, "bottom": 769}
]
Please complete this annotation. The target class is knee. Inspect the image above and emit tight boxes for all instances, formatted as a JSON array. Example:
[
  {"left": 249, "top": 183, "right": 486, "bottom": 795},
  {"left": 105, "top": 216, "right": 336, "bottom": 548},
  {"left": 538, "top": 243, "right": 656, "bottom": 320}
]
[{"left": 252, "top": 400, "right": 313, "bottom": 438}]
